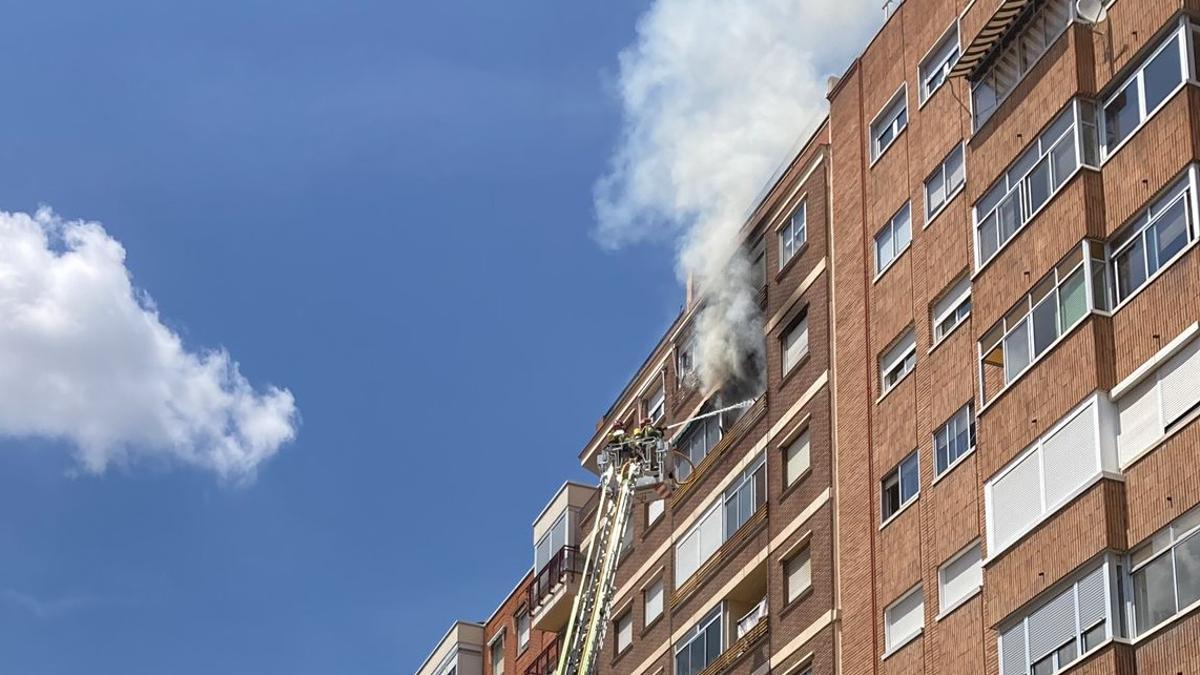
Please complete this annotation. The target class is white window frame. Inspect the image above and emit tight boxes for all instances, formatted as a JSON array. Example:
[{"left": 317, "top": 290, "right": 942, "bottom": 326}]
[
  {"left": 783, "top": 429, "right": 811, "bottom": 487},
  {"left": 883, "top": 584, "right": 924, "bottom": 654},
  {"left": 1128, "top": 504, "right": 1200, "bottom": 637},
  {"left": 937, "top": 541, "right": 982, "bottom": 615},
  {"left": 782, "top": 311, "right": 810, "bottom": 375},
  {"left": 674, "top": 501, "right": 722, "bottom": 586},
  {"left": 933, "top": 403, "right": 975, "bottom": 477},
  {"left": 647, "top": 498, "right": 665, "bottom": 526},
  {"left": 869, "top": 85, "right": 908, "bottom": 163},
  {"left": 924, "top": 143, "right": 966, "bottom": 224},
  {"left": 977, "top": 241, "right": 1106, "bottom": 406},
  {"left": 489, "top": 632, "right": 505, "bottom": 675},
  {"left": 785, "top": 547, "right": 812, "bottom": 604},
  {"left": 1114, "top": 323, "right": 1200, "bottom": 468},
  {"left": 931, "top": 276, "right": 972, "bottom": 345},
  {"left": 983, "top": 394, "right": 1116, "bottom": 555},
  {"left": 723, "top": 453, "right": 767, "bottom": 536},
  {"left": 879, "top": 329, "right": 917, "bottom": 396},
  {"left": 1108, "top": 166, "right": 1200, "bottom": 311},
  {"left": 779, "top": 201, "right": 807, "bottom": 269},
  {"left": 919, "top": 22, "right": 960, "bottom": 104},
  {"left": 875, "top": 202, "right": 912, "bottom": 277},
  {"left": 644, "top": 578, "right": 664, "bottom": 624},
  {"left": 972, "top": 99, "right": 1100, "bottom": 269},
  {"left": 1100, "top": 21, "right": 1192, "bottom": 161},
  {"left": 517, "top": 610, "right": 530, "bottom": 650},
  {"left": 615, "top": 610, "right": 633, "bottom": 654},
  {"left": 674, "top": 605, "right": 723, "bottom": 675},
  {"left": 881, "top": 450, "right": 919, "bottom": 525}
]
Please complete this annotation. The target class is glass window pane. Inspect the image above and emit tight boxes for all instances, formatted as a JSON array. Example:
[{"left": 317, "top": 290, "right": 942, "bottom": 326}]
[
  {"left": 1030, "top": 294, "right": 1060, "bottom": 356},
  {"left": 1105, "top": 83, "right": 1141, "bottom": 149},
  {"left": 1027, "top": 156, "right": 1053, "bottom": 214},
  {"left": 1082, "top": 621, "right": 1106, "bottom": 651},
  {"left": 999, "top": 191, "right": 1022, "bottom": 242},
  {"left": 1051, "top": 133, "right": 1077, "bottom": 188},
  {"left": 1004, "top": 321, "right": 1031, "bottom": 382},
  {"left": 876, "top": 225, "right": 893, "bottom": 271},
  {"left": 676, "top": 649, "right": 690, "bottom": 675},
  {"left": 1143, "top": 37, "right": 1184, "bottom": 112},
  {"left": 883, "top": 473, "right": 901, "bottom": 519},
  {"left": 948, "top": 147, "right": 965, "bottom": 191},
  {"left": 1174, "top": 531, "right": 1200, "bottom": 610},
  {"left": 690, "top": 637, "right": 705, "bottom": 672},
  {"left": 1031, "top": 653, "right": 1054, "bottom": 675},
  {"left": 1058, "top": 267, "right": 1088, "bottom": 329},
  {"left": 704, "top": 619, "right": 721, "bottom": 663},
  {"left": 1056, "top": 639, "right": 1078, "bottom": 667},
  {"left": 895, "top": 206, "right": 912, "bottom": 250},
  {"left": 1115, "top": 238, "right": 1148, "bottom": 301},
  {"left": 979, "top": 215, "right": 999, "bottom": 263},
  {"left": 900, "top": 454, "right": 919, "bottom": 502},
  {"left": 1150, "top": 198, "right": 1190, "bottom": 273},
  {"left": 1133, "top": 552, "right": 1178, "bottom": 633}
]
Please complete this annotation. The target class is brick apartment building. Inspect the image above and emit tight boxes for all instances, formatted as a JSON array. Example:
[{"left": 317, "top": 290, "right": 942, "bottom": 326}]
[{"left": 418, "top": 1, "right": 1200, "bottom": 674}]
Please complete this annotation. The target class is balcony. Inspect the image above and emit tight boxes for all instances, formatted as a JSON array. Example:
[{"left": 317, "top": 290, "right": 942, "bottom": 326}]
[
  {"left": 528, "top": 545, "right": 584, "bottom": 632},
  {"left": 524, "top": 636, "right": 558, "bottom": 675}
]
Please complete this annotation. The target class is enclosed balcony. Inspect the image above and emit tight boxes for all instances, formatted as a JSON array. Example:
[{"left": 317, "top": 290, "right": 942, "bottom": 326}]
[{"left": 528, "top": 482, "right": 595, "bottom": 633}]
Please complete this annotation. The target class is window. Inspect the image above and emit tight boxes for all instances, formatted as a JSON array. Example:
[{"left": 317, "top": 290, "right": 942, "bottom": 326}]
[
  {"left": 779, "top": 202, "right": 807, "bottom": 268},
  {"left": 925, "top": 144, "right": 965, "bottom": 222},
  {"left": 875, "top": 202, "right": 912, "bottom": 274},
  {"left": 985, "top": 395, "right": 1114, "bottom": 553},
  {"left": 615, "top": 611, "right": 633, "bottom": 654},
  {"left": 675, "top": 454, "right": 765, "bottom": 586},
  {"left": 884, "top": 586, "right": 924, "bottom": 652},
  {"left": 647, "top": 498, "right": 665, "bottom": 526},
  {"left": 783, "top": 430, "right": 811, "bottom": 487},
  {"left": 1116, "top": 328, "right": 1200, "bottom": 465},
  {"left": 879, "top": 330, "right": 916, "bottom": 394},
  {"left": 870, "top": 88, "right": 908, "bottom": 161},
  {"left": 934, "top": 404, "right": 975, "bottom": 475},
  {"left": 517, "top": 611, "right": 530, "bottom": 650},
  {"left": 782, "top": 312, "right": 809, "bottom": 375},
  {"left": 675, "top": 502, "right": 722, "bottom": 586},
  {"left": 785, "top": 548, "right": 812, "bottom": 603},
  {"left": 974, "top": 100, "right": 1099, "bottom": 267},
  {"left": 932, "top": 277, "right": 971, "bottom": 343},
  {"left": 1110, "top": 168, "right": 1197, "bottom": 306},
  {"left": 674, "top": 606, "right": 722, "bottom": 675},
  {"left": 970, "top": 0, "right": 1071, "bottom": 129},
  {"left": 1131, "top": 505, "right": 1200, "bottom": 635},
  {"left": 978, "top": 242, "right": 1107, "bottom": 403},
  {"left": 677, "top": 340, "right": 696, "bottom": 387},
  {"left": 999, "top": 561, "right": 1116, "bottom": 675},
  {"left": 750, "top": 237, "right": 767, "bottom": 290},
  {"left": 490, "top": 635, "right": 505, "bottom": 675},
  {"left": 645, "top": 578, "right": 664, "bottom": 624},
  {"left": 646, "top": 385, "right": 666, "bottom": 424},
  {"left": 723, "top": 454, "right": 766, "bottom": 536},
  {"left": 920, "top": 24, "right": 960, "bottom": 102},
  {"left": 535, "top": 512, "right": 571, "bottom": 572},
  {"left": 938, "top": 543, "right": 982, "bottom": 612},
  {"left": 674, "top": 410, "right": 723, "bottom": 480},
  {"left": 882, "top": 451, "right": 919, "bottom": 522},
  {"left": 1101, "top": 25, "right": 1189, "bottom": 157}
]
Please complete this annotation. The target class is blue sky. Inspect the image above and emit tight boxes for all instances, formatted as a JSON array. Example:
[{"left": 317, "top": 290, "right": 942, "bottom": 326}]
[{"left": 0, "top": 1, "right": 692, "bottom": 672}]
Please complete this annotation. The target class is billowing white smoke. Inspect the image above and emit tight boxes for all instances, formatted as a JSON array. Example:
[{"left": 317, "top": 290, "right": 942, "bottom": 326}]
[
  {"left": 595, "top": 0, "right": 877, "bottom": 391},
  {"left": 0, "top": 209, "right": 298, "bottom": 481}
]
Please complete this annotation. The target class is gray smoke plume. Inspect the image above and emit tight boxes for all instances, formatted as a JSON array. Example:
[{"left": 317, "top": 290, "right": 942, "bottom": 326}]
[{"left": 595, "top": 0, "right": 877, "bottom": 391}]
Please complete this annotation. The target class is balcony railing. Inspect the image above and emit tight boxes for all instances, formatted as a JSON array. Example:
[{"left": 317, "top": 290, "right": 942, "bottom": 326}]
[
  {"left": 528, "top": 545, "right": 583, "bottom": 610},
  {"left": 524, "top": 636, "right": 559, "bottom": 675}
]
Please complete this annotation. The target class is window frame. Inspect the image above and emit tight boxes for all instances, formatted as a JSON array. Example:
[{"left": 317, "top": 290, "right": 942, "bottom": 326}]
[
  {"left": 644, "top": 577, "right": 664, "bottom": 625},
  {"left": 1100, "top": 21, "right": 1192, "bottom": 161},
  {"left": 784, "top": 546, "right": 813, "bottom": 604},
  {"left": 778, "top": 200, "right": 808, "bottom": 269},
  {"left": 1108, "top": 166, "right": 1199, "bottom": 311},
  {"left": 937, "top": 541, "right": 982, "bottom": 614},
  {"left": 489, "top": 633, "right": 505, "bottom": 675},
  {"left": 722, "top": 453, "right": 767, "bottom": 537},
  {"left": 875, "top": 202, "right": 913, "bottom": 277},
  {"left": 517, "top": 609, "right": 531, "bottom": 651},
  {"left": 615, "top": 609, "right": 634, "bottom": 655},
  {"left": 934, "top": 403, "right": 976, "bottom": 477},
  {"left": 883, "top": 584, "right": 925, "bottom": 653},
  {"left": 673, "top": 605, "right": 723, "bottom": 675},
  {"left": 924, "top": 143, "right": 966, "bottom": 224},
  {"left": 881, "top": 450, "right": 920, "bottom": 525},
  {"left": 781, "top": 310, "right": 810, "bottom": 376},
  {"left": 879, "top": 329, "right": 917, "bottom": 396},
  {"left": 783, "top": 428, "right": 811, "bottom": 488},
  {"left": 1128, "top": 504, "right": 1200, "bottom": 636},
  {"left": 869, "top": 85, "right": 909, "bottom": 163},
  {"left": 931, "top": 276, "right": 972, "bottom": 346},
  {"left": 919, "top": 22, "right": 961, "bottom": 104}
]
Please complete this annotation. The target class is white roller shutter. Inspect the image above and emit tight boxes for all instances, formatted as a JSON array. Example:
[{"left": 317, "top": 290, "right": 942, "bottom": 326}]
[
  {"left": 1041, "top": 401, "right": 1099, "bottom": 508},
  {"left": 885, "top": 587, "right": 924, "bottom": 649},
  {"left": 1118, "top": 375, "right": 1162, "bottom": 464},
  {"left": 1000, "top": 623, "right": 1027, "bottom": 675},
  {"left": 1026, "top": 585, "right": 1077, "bottom": 662},
  {"left": 940, "top": 544, "right": 982, "bottom": 610},
  {"left": 990, "top": 449, "right": 1044, "bottom": 549},
  {"left": 1076, "top": 564, "right": 1108, "bottom": 630},
  {"left": 1159, "top": 336, "right": 1200, "bottom": 426}
]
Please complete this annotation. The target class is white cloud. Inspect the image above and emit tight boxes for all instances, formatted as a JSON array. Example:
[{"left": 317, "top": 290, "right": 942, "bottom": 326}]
[
  {"left": 0, "top": 208, "right": 297, "bottom": 480},
  {"left": 595, "top": 0, "right": 877, "bottom": 390}
]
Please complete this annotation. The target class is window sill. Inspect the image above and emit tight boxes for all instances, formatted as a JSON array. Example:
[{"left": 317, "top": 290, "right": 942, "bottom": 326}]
[
  {"left": 780, "top": 467, "right": 814, "bottom": 502},
  {"left": 869, "top": 125, "right": 907, "bottom": 170},
  {"left": 876, "top": 368, "right": 915, "bottom": 405},
  {"left": 779, "top": 585, "right": 814, "bottom": 620},
  {"left": 644, "top": 510, "right": 666, "bottom": 539},
  {"left": 1108, "top": 239, "right": 1199, "bottom": 319},
  {"left": 983, "top": 470, "right": 1123, "bottom": 564},
  {"left": 935, "top": 586, "right": 980, "bottom": 622},
  {"left": 611, "top": 644, "right": 633, "bottom": 667},
  {"left": 978, "top": 309, "right": 1096, "bottom": 414},
  {"left": 640, "top": 614, "right": 663, "bottom": 638},
  {"left": 775, "top": 242, "right": 810, "bottom": 282},
  {"left": 1130, "top": 594, "right": 1200, "bottom": 645},
  {"left": 880, "top": 496, "right": 919, "bottom": 531},
  {"left": 881, "top": 628, "right": 922, "bottom": 660},
  {"left": 779, "top": 352, "right": 812, "bottom": 390},
  {"left": 1119, "top": 402, "right": 1200, "bottom": 473},
  {"left": 1099, "top": 81, "right": 1188, "bottom": 166},
  {"left": 930, "top": 446, "right": 975, "bottom": 487},
  {"left": 923, "top": 183, "right": 964, "bottom": 229},
  {"left": 873, "top": 243, "right": 911, "bottom": 285}
]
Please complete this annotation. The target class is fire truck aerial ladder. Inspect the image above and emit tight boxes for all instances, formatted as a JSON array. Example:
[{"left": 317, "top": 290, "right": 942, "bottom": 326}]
[{"left": 553, "top": 401, "right": 753, "bottom": 675}]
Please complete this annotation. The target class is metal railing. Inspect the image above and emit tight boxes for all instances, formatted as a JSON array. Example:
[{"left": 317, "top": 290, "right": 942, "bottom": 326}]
[
  {"left": 528, "top": 545, "right": 583, "bottom": 610},
  {"left": 524, "top": 636, "right": 559, "bottom": 675}
]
